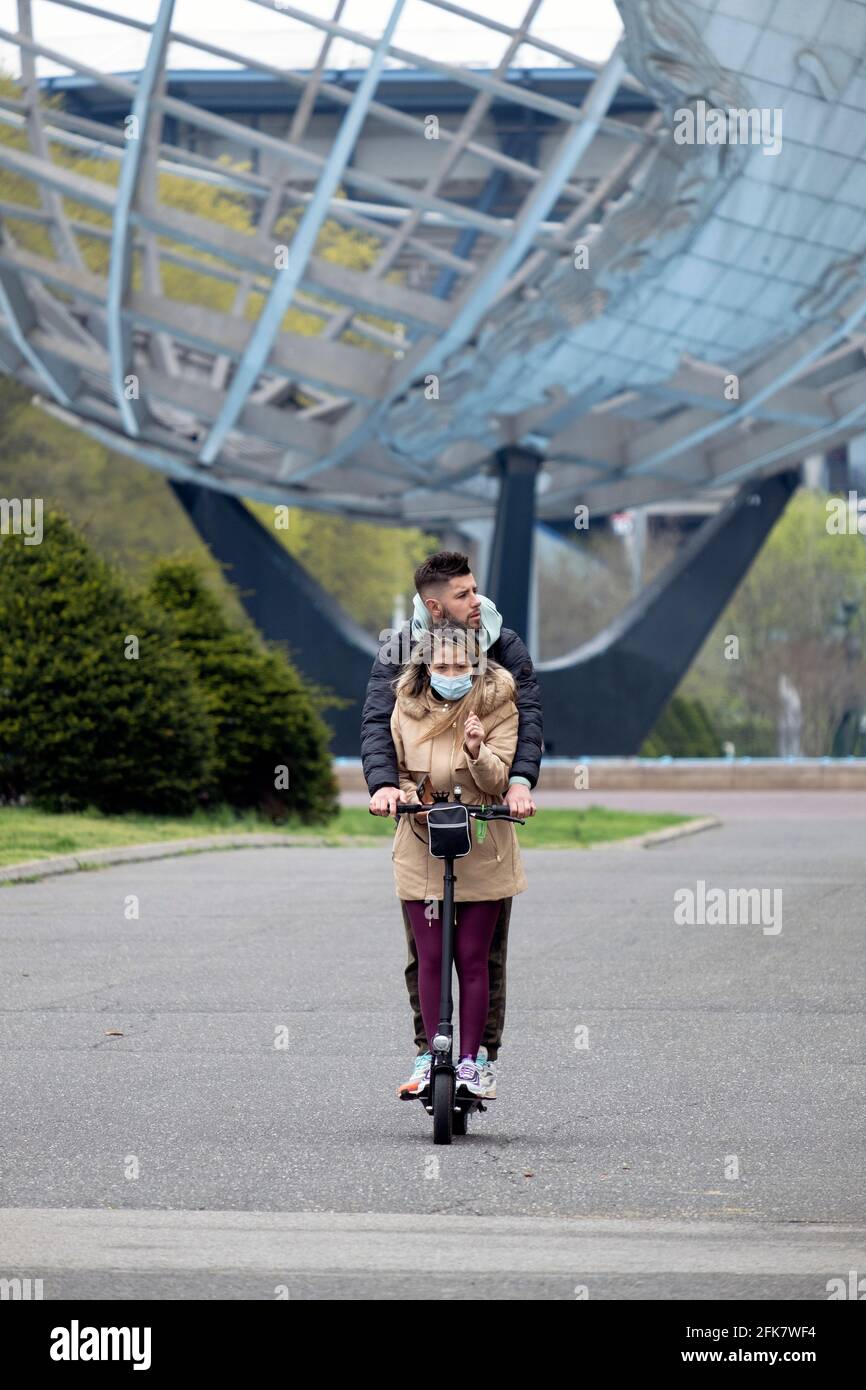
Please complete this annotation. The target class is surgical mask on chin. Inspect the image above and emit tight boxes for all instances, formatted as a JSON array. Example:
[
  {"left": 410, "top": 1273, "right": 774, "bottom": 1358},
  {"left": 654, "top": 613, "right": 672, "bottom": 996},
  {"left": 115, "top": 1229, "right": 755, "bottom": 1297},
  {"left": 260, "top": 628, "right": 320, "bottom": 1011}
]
[{"left": 430, "top": 672, "right": 473, "bottom": 701}]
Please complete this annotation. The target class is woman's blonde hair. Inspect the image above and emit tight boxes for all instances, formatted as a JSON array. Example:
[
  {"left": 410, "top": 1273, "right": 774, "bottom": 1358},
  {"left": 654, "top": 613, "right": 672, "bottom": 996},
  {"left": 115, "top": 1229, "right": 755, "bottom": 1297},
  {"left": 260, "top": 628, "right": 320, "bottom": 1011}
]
[{"left": 392, "top": 621, "right": 495, "bottom": 745}]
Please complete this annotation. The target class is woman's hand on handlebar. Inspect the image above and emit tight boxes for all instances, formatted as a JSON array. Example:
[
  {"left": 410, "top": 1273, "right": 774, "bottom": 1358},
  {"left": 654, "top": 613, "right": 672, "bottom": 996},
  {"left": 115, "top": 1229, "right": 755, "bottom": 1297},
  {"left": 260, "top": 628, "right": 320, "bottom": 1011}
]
[{"left": 369, "top": 786, "right": 431, "bottom": 819}]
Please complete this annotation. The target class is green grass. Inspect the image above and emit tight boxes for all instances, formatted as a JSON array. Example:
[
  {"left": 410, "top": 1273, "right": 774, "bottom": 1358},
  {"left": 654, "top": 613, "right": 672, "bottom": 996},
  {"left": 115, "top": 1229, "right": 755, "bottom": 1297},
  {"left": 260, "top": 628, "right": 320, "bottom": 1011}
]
[
  {"left": 0, "top": 805, "right": 288, "bottom": 865},
  {"left": 0, "top": 803, "right": 692, "bottom": 866}
]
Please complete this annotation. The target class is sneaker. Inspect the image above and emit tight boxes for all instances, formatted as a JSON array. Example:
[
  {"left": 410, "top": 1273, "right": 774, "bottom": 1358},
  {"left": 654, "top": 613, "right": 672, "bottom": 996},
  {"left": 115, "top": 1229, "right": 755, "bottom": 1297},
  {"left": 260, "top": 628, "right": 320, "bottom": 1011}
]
[
  {"left": 476, "top": 1051, "right": 497, "bottom": 1099},
  {"left": 455, "top": 1056, "right": 484, "bottom": 1097},
  {"left": 397, "top": 1051, "right": 431, "bottom": 1098}
]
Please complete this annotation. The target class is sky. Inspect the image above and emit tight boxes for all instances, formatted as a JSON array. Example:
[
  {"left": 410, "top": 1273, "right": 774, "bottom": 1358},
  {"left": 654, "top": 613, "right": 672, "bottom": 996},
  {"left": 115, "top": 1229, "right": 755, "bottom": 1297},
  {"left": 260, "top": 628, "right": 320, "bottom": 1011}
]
[{"left": 0, "top": 0, "right": 623, "bottom": 79}]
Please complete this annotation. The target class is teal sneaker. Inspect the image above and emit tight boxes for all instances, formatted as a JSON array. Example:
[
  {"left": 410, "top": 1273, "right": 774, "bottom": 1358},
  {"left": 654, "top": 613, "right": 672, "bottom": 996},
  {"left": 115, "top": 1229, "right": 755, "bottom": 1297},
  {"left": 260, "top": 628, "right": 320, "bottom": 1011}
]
[{"left": 397, "top": 1050, "right": 431, "bottom": 1098}]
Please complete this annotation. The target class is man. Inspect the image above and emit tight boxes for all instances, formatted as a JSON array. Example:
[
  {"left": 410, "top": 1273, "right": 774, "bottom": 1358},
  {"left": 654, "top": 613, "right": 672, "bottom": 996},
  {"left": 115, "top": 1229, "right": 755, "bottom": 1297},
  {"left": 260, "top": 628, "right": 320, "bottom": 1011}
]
[{"left": 362, "top": 551, "right": 543, "bottom": 1098}]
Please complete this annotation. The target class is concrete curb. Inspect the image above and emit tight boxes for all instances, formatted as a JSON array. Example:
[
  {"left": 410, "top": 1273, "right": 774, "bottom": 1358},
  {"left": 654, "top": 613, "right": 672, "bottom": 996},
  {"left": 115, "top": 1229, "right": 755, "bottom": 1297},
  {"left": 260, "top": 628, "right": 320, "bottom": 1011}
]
[
  {"left": 0, "top": 815, "right": 721, "bottom": 884},
  {"left": 0, "top": 833, "right": 319, "bottom": 884},
  {"left": 586, "top": 814, "right": 721, "bottom": 851}
]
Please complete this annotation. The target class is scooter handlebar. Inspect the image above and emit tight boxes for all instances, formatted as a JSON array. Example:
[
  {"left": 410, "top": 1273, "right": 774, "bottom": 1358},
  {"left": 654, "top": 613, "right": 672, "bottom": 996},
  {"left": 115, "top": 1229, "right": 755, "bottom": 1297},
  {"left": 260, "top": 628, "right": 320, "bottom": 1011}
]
[{"left": 386, "top": 802, "right": 525, "bottom": 825}]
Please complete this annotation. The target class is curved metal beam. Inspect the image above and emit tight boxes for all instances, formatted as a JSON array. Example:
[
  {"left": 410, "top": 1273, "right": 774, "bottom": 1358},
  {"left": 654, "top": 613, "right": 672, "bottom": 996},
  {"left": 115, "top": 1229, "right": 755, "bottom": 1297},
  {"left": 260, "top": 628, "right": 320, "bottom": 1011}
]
[
  {"left": 36, "top": 399, "right": 394, "bottom": 519},
  {"left": 629, "top": 290, "right": 866, "bottom": 477},
  {"left": 106, "top": 0, "right": 175, "bottom": 437},
  {"left": 293, "top": 43, "right": 628, "bottom": 482},
  {"left": 0, "top": 264, "right": 77, "bottom": 404},
  {"left": 196, "top": 0, "right": 407, "bottom": 467}
]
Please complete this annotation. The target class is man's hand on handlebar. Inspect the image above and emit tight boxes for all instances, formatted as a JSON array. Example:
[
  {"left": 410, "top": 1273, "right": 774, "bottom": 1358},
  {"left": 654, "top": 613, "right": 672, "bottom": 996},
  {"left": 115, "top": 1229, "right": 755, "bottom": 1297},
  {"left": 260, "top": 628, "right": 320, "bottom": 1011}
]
[
  {"left": 369, "top": 785, "right": 431, "bottom": 819},
  {"left": 505, "top": 783, "right": 536, "bottom": 818},
  {"left": 372, "top": 782, "right": 533, "bottom": 819},
  {"left": 369, "top": 785, "right": 402, "bottom": 816}
]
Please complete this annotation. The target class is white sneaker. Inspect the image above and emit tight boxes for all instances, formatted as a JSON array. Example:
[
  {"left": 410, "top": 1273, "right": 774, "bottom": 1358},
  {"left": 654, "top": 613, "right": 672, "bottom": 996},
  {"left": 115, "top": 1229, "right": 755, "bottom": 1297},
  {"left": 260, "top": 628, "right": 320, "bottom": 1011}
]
[
  {"left": 455, "top": 1057, "right": 485, "bottom": 1096},
  {"left": 475, "top": 1049, "right": 497, "bottom": 1099}
]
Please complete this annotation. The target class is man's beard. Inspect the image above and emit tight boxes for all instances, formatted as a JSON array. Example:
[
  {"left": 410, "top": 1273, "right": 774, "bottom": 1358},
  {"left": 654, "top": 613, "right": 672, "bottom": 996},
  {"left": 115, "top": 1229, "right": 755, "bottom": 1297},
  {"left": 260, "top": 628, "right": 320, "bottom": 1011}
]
[{"left": 440, "top": 602, "right": 479, "bottom": 625}]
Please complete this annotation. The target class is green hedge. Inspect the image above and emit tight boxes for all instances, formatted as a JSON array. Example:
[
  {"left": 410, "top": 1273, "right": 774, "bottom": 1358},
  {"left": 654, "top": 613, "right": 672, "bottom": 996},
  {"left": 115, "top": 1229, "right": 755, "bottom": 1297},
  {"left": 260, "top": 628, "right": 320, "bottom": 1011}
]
[
  {"left": 0, "top": 512, "right": 339, "bottom": 820},
  {"left": 0, "top": 511, "right": 213, "bottom": 812},
  {"left": 147, "top": 559, "right": 338, "bottom": 822},
  {"left": 641, "top": 695, "right": 722, "bottom": 758}
]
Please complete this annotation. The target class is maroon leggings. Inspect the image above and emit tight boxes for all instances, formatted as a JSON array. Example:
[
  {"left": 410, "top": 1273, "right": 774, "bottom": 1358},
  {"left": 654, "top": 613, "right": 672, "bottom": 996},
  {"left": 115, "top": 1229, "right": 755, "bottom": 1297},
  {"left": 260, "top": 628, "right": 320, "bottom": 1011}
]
[{"left": 403, "top": 899, "right": 501, "bottom": 1060}]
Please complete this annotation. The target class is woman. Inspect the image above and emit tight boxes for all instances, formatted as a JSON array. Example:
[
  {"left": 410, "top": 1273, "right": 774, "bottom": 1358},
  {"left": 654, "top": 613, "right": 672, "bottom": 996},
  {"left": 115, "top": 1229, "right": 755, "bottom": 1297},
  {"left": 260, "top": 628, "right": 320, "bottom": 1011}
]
[{"left": 385, "top": 622, "right": 527, "bottom": 1099}]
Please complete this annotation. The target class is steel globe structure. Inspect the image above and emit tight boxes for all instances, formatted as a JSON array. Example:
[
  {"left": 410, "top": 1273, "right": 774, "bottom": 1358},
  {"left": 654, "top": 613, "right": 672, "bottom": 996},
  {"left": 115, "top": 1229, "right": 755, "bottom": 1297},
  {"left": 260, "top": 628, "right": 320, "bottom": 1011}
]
[
  {"left": 2, "top": 0, "right": 866, "bottom": 756},
  {"left": 0, "top": 0, "right": 865, "bottom": 529}
]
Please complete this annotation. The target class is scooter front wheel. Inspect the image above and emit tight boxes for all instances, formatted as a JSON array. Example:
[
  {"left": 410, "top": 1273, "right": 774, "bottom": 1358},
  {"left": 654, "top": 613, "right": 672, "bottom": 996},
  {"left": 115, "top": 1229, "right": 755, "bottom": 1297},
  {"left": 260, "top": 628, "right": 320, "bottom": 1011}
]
[{"left": 432, "top": 1069, "right": 454, "bottom": 1145}]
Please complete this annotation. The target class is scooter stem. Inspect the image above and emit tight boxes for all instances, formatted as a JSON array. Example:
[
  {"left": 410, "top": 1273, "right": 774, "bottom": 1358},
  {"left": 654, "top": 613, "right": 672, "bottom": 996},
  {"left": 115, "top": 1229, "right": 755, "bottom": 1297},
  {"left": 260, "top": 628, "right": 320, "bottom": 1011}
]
[{"left": 435, "top": 854, "right": 456, "bottom": 1060}]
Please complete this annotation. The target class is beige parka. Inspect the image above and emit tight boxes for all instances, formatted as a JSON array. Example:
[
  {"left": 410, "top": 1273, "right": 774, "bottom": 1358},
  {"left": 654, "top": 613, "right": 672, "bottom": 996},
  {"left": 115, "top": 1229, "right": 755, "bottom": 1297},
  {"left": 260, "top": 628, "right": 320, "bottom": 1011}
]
[{"left": 390, "top": 663, "right": 528, "bottom": 902}]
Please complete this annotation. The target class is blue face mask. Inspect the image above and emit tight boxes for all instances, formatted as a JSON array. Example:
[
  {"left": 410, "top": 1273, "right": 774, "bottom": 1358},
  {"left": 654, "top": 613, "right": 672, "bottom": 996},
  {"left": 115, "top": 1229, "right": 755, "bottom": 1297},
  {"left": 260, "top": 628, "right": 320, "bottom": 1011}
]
[{"left": 430, "top": 672, "right": 473, "bottom": 701}]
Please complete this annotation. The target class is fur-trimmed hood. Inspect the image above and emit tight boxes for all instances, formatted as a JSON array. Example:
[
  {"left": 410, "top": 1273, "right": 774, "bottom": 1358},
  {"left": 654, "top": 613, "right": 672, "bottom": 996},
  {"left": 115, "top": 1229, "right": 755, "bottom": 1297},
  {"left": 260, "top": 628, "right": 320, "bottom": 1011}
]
[{"left": 396, "top": 662, "right": 516, "bottom": 721}]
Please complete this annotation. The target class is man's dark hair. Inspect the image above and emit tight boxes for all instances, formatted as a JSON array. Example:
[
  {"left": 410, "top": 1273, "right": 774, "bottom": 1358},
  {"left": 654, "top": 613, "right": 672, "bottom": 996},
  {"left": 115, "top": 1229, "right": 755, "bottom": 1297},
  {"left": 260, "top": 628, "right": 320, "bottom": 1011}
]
[{"left": 414, "top": 551, "right": 471, "bottom": 595}]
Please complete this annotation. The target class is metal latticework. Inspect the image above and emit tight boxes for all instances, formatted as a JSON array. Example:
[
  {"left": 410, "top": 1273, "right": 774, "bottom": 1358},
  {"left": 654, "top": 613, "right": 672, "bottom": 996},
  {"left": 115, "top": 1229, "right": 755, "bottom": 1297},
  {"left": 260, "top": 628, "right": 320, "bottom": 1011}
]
[{"left": 1, "top": 0, "right": 866, "bottom": 524}]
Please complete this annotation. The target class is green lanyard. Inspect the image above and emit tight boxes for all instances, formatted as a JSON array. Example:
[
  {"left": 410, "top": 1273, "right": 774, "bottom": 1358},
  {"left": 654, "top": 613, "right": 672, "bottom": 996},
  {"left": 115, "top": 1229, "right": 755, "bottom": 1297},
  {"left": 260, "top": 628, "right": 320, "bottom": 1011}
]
[{"left": 476, "top": 803, "right": 487, "bottom": 843}]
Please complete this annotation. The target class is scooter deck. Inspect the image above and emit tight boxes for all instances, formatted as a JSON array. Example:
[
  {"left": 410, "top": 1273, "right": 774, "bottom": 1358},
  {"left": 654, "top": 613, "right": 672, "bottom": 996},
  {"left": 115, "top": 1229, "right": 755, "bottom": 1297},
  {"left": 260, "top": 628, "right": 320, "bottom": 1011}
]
[{"left": 399, "top": 1086, "right": 490, "bottom": 1108}]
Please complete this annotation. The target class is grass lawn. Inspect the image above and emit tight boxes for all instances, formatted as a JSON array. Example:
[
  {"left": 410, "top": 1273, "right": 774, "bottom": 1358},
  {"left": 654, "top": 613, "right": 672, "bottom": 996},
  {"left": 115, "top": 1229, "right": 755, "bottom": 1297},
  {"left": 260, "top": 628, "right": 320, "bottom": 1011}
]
[{"left": 0, "top": 803, "right": 692, "bottom": 867}]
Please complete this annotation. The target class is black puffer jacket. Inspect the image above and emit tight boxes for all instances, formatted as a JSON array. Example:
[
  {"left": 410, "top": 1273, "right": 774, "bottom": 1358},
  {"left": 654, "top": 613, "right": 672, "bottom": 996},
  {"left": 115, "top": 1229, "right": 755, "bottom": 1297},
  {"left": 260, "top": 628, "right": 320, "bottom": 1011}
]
[{"left": 361, "top": 622, "right": 544, "bottom": 795}]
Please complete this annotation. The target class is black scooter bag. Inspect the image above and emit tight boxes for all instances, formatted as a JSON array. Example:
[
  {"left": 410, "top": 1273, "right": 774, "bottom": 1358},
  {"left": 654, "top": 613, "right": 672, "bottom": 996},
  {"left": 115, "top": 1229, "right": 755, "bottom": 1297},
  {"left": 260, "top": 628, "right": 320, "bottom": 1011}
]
[{"left": 426, "top": 803, "right": 472, "bottom": 859}]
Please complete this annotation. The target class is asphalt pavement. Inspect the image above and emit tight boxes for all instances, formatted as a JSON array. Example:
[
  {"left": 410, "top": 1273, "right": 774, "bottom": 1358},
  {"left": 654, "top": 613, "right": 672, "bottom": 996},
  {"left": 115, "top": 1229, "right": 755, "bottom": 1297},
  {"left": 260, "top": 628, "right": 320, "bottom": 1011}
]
[{"left": 0, "top": 802, "right": 863, "bottom": 1299}]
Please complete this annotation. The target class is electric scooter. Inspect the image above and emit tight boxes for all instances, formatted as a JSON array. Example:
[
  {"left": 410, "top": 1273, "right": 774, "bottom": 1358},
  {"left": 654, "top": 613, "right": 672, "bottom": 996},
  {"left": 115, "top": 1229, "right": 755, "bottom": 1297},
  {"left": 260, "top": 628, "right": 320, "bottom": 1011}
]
[{"left": 380, "top": 784, "right": 525, "bottom": 1145}]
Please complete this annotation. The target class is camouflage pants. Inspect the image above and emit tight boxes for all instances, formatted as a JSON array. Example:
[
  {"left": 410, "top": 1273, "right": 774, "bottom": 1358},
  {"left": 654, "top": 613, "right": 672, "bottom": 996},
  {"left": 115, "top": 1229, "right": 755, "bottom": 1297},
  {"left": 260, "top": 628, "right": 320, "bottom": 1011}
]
[{"left": 401, "top": 897, "right": 511, "bottom": 1060}]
